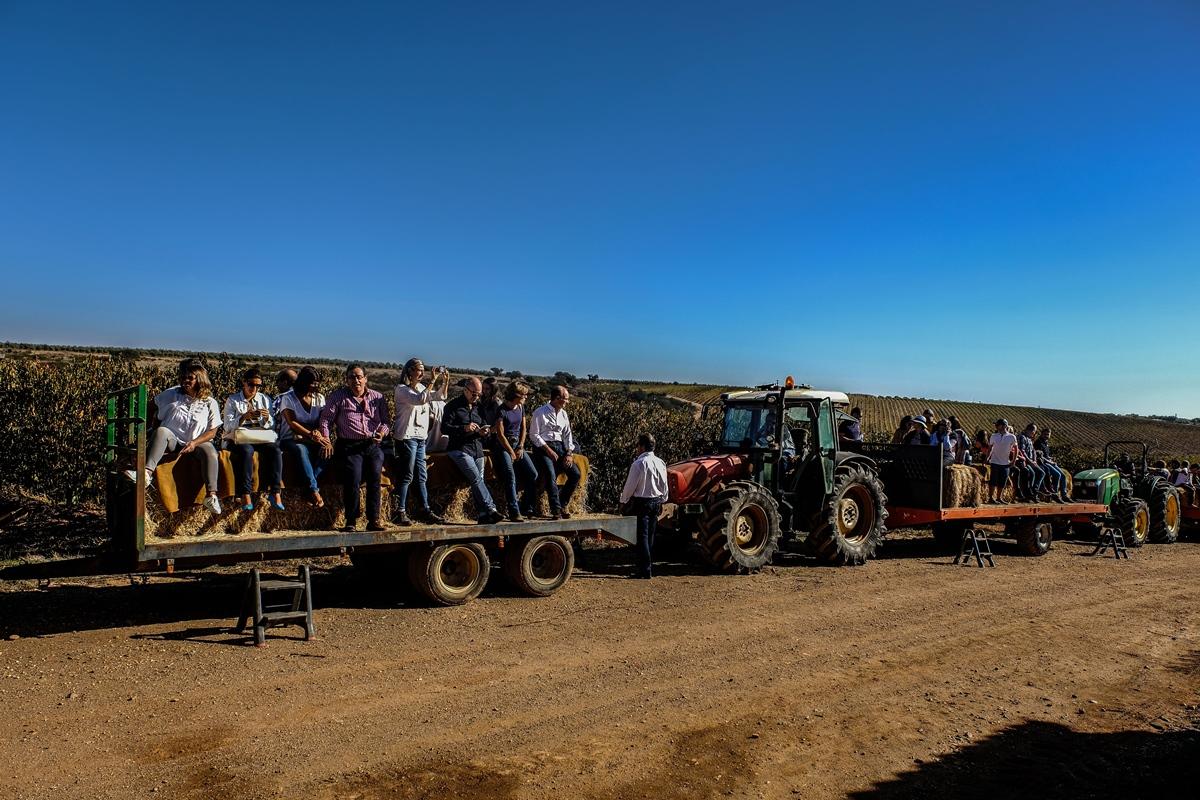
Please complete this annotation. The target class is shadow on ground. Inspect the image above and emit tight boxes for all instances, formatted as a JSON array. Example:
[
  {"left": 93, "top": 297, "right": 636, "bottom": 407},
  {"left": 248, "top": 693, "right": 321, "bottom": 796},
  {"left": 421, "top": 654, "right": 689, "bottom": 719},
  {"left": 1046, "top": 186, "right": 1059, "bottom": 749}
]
[{"left": 850, "top": 717, "right": 1200, "bottom": 798}]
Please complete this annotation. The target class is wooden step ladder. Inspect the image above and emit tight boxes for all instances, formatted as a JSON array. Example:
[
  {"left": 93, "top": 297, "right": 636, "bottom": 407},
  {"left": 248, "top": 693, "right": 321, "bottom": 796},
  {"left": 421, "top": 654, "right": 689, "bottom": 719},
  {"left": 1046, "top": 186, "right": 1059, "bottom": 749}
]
[{"left": 236, "top": 566, "right": 315, "bottom": 646}]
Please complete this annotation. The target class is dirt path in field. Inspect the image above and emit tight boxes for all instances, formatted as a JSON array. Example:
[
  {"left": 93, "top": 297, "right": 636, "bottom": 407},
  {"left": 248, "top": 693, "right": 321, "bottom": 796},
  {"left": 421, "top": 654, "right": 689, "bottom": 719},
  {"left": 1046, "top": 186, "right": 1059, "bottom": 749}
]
[{"left": 2, "top": 532, "right": 1199, "bottom": 799}]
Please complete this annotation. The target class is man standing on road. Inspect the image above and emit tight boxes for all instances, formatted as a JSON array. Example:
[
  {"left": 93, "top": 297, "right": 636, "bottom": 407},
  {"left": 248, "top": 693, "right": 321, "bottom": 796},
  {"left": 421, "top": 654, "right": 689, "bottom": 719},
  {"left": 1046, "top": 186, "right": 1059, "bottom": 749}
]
[
  {"left": 986, "top": 418, "right": 1018, "bottom": 504},
  {"left": 619, "top": 433, "right": 669, "bottom": 579},
  {"left": 441, "top": 377, "right": 503, "bottom": 524},
  {"left": 528, "top": 385, "right": 582, "bottom": 519}
]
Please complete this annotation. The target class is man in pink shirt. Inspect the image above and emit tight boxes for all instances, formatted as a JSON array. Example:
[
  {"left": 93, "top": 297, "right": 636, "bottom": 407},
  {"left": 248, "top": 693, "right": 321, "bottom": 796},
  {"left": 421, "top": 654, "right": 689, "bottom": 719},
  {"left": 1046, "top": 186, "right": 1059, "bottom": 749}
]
[{"left": 319, "top": 364, "right": 390, "bottom": 532}]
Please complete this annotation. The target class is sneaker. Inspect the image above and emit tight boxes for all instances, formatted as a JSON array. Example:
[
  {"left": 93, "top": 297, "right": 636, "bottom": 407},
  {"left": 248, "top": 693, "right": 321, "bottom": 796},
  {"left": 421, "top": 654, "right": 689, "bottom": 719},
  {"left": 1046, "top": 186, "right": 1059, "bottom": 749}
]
[
  {"left": 396, "top": 510, "right": 413, "bottom": 527},
  {"left": 124, "top": 468, "right": 153, "bottom": 486},
  {"left": 203, "top": 495, "right": 222, "bottom": 515}
]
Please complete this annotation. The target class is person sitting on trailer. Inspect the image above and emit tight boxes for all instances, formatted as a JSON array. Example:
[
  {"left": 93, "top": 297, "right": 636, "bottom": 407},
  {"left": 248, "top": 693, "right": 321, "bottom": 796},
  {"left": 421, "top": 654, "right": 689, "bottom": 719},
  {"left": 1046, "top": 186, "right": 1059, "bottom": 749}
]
[
  {"left": 619, "top": 432, "right": 669, "bottom": 580},
  {"left": 1150, "top": 459, "right": 1171, "bottom": 479},
  {"left": 929, "top": 419, "right": 957, "bottom": 467},
  {"left": 1168, "top": 459, "right": 1183, "bottom": 483},
  {"left": 1188, "top": 463, "right": 1200, "bottom": 506},
  {"left": 223, "top": 367, "right": 285, "bottom": 512},
  {"left": 838, "top": 407, "right": 864, "bottom": 452},
  {"left": 127, "top": 357, "right": 223, "bottom": 515},
  {"left": 441, "top": 377, "right": 504, "bottom": 525},
  {"left": 1033, "top": 427, "right": 1070, "bottom": 503},
  {"left": 492, "top": 380, "right": 539, "bottom": 522},
  {"left": 948, "top": 416, "right": 972, "bottom": 465},
  {"left": 986, "top": 419, "right": 1018, "bottom": 504},
  {"left": 528, "top": 385, "right": 583, "bottom": 519},
  {"left": 272, "top": 368, "right": 297, "bottom": 435},
  {"left": 318, "top": 364, "right": 391, "bottom": 532},
  {"left": 1175, "top": 460, "right": 1193, "bottom": 488},
  {"left": 902, "top": 415, "right": 931, "bottom": 445},
  {"left": 1017, "top": 424, "right": 1047, "bottom": 501},
  {"left": 891, "top": 414, "right": 913, "bottom": 444},
  {"left": 973, "top": 429, "right": 990, "bottom": 463},
  {"left": 278, "top": 366, "right": 329, "bottom": 508}
]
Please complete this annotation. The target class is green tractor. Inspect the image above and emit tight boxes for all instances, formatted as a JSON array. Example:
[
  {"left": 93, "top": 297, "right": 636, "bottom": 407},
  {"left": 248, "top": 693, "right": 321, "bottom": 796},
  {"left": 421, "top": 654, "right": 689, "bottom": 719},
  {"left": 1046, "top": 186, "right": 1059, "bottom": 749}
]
[
  {"left": 661, "top": 382, "right": 888, "bottom": 570},
  {"left": 1072, "top": 440, "right": 1182, "bottom": 546}
]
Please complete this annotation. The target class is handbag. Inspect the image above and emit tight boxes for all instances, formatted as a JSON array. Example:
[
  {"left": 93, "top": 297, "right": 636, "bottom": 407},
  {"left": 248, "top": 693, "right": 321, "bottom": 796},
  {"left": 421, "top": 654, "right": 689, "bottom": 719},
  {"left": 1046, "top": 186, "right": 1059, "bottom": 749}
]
[{"left": 233, "top": 427, "right": 278, "bottom": 445}]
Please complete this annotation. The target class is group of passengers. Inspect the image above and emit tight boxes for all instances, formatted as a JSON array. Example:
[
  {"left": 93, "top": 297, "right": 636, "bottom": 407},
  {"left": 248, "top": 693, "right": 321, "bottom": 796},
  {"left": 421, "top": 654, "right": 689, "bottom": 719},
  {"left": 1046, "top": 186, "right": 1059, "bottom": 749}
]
[
  {"left": 1120, "top": 456, "right": 1200, "bottom": 507},
  {"left": 129, "top": 357, "right": 582, "bottom": 530},
  {"left": 891, "top": 410, "right": 1071, "bottom": 504}
]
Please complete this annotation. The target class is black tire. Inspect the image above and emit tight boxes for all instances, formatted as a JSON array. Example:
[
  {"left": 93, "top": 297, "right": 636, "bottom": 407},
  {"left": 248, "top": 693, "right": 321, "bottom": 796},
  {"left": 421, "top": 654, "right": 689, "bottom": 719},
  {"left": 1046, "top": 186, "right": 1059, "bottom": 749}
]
[
  {"left": 407, "top": 542, "right": 491, "bottom": 605},
  {"left": 808, "top": 465, "right": 888, "bottom": 566},
  {"left": 1014, "top": 519, "right": 1053, "bottom": 556},
  {"left": 503, "top": 535, "right": 574, "bottom": 597},
  {"left": 1147, "top": 482, "right": 1182, "bottom": 544},
  {"left": 932, "top": 522, "right": 968, "bottom": 554},
  {"left": 696, "top": 480, "right": 782, "bottom": 573},
  {"left": 1115, "top": 497, "right": 1150, "bottom": 547}
]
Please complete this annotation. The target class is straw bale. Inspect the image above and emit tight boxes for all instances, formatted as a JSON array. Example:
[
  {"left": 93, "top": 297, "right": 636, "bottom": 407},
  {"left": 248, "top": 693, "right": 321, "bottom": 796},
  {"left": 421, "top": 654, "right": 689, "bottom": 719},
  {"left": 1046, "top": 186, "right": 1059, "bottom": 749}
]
[{"left": 943, "top": 465, "right": 985, "bottom": 508}]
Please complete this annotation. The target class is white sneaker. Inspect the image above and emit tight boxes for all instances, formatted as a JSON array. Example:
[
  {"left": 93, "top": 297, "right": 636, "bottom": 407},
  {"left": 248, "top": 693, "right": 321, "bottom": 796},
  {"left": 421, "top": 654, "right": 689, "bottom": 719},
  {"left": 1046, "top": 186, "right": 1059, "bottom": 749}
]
[
  {"left": 123, "top": 469, "right": 153, "bottom": 486},
  {"left": 203, "top": 495, "right": 222, "bottom": 515}
]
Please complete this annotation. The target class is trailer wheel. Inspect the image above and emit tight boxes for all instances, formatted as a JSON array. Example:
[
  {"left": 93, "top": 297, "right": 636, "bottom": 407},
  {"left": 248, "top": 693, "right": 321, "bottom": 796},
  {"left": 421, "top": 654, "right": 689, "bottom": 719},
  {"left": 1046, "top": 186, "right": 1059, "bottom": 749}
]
[
  {"left": 1116, "top": 498, "right": 1150, "bottom": 547},
  {"left": 932, "top": 522, "right": 968, "bottom": 554},
  {"left": 809, "top": 466, "right": 888, "bottom": 566},
  {"left": 696, "top": 480, "right": 781, "bottom": 573},
  {"left": 1147, "top": 484, "right": 1181, "bottom": 544},
  {"left": 503, "top": 535, "right": 574, "bottom": 597},
  {"left": 1014, "top": 520, "right": 1053, "bottom": 556},
  {"left": 407, "top": 542, "right": 491, "bottom": 605}
]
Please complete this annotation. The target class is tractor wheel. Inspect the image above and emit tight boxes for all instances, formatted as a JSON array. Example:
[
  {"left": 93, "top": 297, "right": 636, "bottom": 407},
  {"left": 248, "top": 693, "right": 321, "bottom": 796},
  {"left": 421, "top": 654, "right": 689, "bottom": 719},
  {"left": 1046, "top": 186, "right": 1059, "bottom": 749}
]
[
  {"left": 932, "top": 522, "right": 968, "bottom": 554},
  {"left": 1013, "top": 519, "right": 1053, "bottom": 556},
  {"left": 503, "top": 535, "right": 574, "bottom": 597},
  {"left": 1147, "top": 483, "right": 1182, "bottom": 544},
  {"left": 696, "top": 481, "right": 782, "bottom": 573},
  {"left": 407, "top": 542, "right": 491, "bottom": 605},
  {"left": 808, "top": 465, "right": 888, "bottom": 566},
  {"left": 1115, "top": 498, "right": 1151, "bottom": 547}
]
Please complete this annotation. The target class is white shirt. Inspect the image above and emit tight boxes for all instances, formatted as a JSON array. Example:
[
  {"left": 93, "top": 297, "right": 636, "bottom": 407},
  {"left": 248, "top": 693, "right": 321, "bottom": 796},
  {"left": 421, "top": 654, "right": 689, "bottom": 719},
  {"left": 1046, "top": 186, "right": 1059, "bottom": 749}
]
[
  {"left": 1174, "top": 472, "right": 1192, "bottom": 487},
  {"left": 394, "top": 382, "right": 433, "bottom": 441},
  {"left": 529, "top": 403, "right": 576, "bottom": 452},
  {"left": 154, "top": 386, "right": 221, "bottom": 445},
  {"left": 988, "top": 432, "right": 1018, "bottom": 466},
  {"left": 222, "top": 390, "right": 274, "bottom": 437},
  {"left": 620, "top": 451, "right": 669, "bottom": 504},
  {"left": 425, "top": 385, "right": 449, "bottom": 452},
  {"left": 277, "top": 389, "right": 326, "bottom": 441}
]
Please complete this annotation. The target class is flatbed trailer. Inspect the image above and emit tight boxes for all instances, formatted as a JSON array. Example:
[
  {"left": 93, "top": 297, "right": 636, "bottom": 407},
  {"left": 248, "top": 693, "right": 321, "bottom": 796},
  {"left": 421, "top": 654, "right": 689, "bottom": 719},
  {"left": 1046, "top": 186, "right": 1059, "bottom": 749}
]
[
  {"left": 0, "top": 385, "right": 636, "bottom": 606},
  {"left": 873, "top": 443, "right": 1111, "bottom": 556}
]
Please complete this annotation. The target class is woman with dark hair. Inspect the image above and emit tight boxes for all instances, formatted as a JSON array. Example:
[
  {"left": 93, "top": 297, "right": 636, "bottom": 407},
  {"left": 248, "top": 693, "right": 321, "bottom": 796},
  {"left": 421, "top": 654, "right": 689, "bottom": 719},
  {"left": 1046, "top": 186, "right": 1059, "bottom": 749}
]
[
  {"left": 127, "top": 358, "right": 223, "bottom": 515},
  {"left": 278, "top": 365, "right": 329, "bottom": 507},
  {"left": 391, "top": 357, "right": 445, "bottom": 526},
  {"left": 492, "top": 381, "right": 539, "bottom": 521},
  {"left": 222, "top": 366, "right": 284, "bottom": 511},
  {"left": 891, "top": 415, "right": 913, "bottom": 444}
]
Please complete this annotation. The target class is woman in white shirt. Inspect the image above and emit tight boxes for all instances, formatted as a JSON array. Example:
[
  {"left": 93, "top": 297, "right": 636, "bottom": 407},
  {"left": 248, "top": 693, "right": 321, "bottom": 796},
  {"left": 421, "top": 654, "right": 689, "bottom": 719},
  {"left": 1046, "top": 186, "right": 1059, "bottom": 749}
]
[
  {"left": 278, "top": 366, "right": 331, "bottom": 508},
  {"left": 424, "top": 365, "right": 451, "bottom": 454},
  {"left": 127, "top": 358, "right": 223, "bottom": 515},
  {"left": 222, "top": 367, "right": 285, "bottom": 512},
  {"left": 392, "top": 358, "right": 446, "bottom": 525}
]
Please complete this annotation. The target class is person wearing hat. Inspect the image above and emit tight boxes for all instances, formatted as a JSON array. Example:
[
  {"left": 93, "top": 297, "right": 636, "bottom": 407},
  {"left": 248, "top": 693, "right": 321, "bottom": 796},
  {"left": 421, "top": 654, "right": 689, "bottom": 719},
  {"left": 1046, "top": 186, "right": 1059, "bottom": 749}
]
[
  {"left": 902, "top": 415, "right": 931, "bottom": 445},
  {"left": 986, "top": 418, "right": 1018, "bottom": 504}
]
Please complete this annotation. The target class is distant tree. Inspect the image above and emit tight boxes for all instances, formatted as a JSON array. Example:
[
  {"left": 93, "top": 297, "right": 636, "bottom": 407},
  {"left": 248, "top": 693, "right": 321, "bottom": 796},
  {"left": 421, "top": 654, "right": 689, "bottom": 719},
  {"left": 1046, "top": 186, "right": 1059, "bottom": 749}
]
[
  {"left": 490, "top": 367, "right": 504, "bottom": 377},
  {"left": 587, "top": 373, "right": 599, "bottom": 382},
  {"left": 552, "top": 370, "right": 578, "bottom": 386},
  {"left": 505, "top": 370, "right": 524, "bottom": 379}
]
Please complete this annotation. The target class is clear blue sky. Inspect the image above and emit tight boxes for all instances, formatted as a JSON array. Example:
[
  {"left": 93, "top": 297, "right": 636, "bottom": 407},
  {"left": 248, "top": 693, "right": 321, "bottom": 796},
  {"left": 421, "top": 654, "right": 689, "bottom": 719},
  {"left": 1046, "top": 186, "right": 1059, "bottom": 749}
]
[{"left": 2, "top": 1, "right": 1198, "bottom": 415}]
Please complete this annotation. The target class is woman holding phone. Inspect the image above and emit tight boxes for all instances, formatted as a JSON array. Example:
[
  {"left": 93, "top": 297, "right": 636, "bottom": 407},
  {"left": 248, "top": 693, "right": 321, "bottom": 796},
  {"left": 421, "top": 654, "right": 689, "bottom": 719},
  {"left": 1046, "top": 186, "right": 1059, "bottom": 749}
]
[{"left": 222, "top": 367, "right": 284, "bottom": 511}]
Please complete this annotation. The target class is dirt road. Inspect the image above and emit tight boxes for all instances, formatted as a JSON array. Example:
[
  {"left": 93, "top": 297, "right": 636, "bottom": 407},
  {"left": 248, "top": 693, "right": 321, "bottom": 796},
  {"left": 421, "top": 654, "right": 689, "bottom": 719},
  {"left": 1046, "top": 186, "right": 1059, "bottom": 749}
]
[{"left": 2, "top": 532, "right": 1198, "bottom": 799}]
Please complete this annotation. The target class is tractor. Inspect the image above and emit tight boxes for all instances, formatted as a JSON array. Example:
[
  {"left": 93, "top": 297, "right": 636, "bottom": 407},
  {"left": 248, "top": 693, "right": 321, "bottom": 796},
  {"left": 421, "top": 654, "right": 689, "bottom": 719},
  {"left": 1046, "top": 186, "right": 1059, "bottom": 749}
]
[
  {"left": 660, "top": 381, "right": 887, "bottom": 570},
  {"left": 1071, "top": 440, "right": 1182, "bottom": 546}
]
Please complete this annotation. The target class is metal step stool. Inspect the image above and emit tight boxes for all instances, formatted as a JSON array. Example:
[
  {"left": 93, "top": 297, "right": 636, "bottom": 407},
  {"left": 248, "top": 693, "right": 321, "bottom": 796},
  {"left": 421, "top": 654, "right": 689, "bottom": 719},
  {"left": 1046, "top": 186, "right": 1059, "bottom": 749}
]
[
  {"left": 236, "top": 566, "right": 315, "bottom": 646},
  {"left": 1091, "top": 527, "right": 1129, "bottom": 559},
  {"left": 954, "top": 526, "right": 995, "bottom": 568}
]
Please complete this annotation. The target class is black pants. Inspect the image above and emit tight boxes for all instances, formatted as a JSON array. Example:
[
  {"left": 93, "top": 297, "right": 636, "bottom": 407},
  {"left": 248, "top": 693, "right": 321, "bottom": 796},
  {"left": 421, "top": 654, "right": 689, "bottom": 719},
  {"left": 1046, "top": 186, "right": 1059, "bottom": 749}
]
[
  {"left": 336, "top": 438, "right": 384, "bottom": 525},
  {"left": 228, "top": 441, "right": 282, "bottom": 496},
  {"left": 532, "top": 441, "right": 581, "bottom": 513},
  {"left": 631, "top": 497, "right": 662, "bottom": 578}
]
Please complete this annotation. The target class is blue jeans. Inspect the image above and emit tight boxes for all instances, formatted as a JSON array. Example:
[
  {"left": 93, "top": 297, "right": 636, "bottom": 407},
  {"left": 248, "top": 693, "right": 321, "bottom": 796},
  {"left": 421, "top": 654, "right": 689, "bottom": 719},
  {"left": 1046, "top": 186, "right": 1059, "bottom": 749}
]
[
  {"left": 393, "top": 438, "right": 429, "bottom": 512},
  {"left": 532, "top": 442, "right": 581, "bottom": 514},
  {"left": 1041, "top": 462, "right": 1067, "bottom": 496},
  {"left": 281, "top": 438, "right": 326, "bottom": 493},
  {"left": 491, "top": 444, "right": 538, "bottom": 513},
  {"left": 632, "top": 497, "right": 662, "bottom": 578},
  {"left": 447, "top": 449, "right": 496, "bottom": 515}
]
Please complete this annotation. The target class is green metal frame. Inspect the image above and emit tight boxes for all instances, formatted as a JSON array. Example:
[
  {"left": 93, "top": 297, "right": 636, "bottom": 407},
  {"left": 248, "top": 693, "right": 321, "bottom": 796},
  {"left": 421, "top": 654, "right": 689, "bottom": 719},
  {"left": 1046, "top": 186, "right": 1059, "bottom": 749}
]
[{"left": 104, "top": 383, "right": 148, "bottom": 558}]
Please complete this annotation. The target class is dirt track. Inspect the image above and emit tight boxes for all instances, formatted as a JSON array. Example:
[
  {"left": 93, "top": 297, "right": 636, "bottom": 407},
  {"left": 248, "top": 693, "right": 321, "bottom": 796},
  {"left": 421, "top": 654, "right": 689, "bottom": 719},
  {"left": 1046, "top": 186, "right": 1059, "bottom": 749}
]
[{"left": 2, "top": 531, "right": 1198, "bottom": 799}]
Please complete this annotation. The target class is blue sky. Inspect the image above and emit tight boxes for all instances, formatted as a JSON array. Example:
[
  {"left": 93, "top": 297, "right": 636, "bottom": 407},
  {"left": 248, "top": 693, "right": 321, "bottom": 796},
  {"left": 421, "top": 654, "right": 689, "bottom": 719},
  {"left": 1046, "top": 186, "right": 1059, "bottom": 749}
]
[{"left": 2, "top": 1, "right": 1198, "bottom": 415}]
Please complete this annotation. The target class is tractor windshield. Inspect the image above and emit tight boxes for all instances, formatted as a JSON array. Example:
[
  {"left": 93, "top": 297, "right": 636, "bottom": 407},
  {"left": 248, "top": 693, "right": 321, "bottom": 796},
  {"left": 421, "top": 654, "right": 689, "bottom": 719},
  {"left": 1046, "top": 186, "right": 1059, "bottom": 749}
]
[{"left": 720, "top": 404, "right": 778, "bottom": 450}]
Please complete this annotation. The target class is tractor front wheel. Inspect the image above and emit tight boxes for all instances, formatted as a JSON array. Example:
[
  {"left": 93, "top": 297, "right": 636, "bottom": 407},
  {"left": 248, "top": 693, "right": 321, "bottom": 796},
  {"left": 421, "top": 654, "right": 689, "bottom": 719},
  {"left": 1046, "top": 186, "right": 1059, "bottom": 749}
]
[
  {"left": 1116, "top": 498, "right": 1151, "bottom": 547},
  {"left": 809, "top": 466, "right": 888, "bottom": 566},
  {"left": 696, "top": 481, "right": 782, "bottom": 573}
]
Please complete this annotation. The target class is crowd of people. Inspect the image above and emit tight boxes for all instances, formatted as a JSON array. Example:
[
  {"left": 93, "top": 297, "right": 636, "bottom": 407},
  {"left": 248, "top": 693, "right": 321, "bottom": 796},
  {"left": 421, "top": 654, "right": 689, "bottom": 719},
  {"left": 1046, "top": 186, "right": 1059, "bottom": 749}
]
[{"left": 128, "top": 357, "right": 594, "bottom": 531}]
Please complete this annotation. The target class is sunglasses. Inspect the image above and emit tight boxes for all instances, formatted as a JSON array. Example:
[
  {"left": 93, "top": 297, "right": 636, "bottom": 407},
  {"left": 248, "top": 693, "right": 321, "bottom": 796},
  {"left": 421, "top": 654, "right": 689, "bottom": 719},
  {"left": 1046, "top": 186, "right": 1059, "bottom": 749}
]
[{"left": 244, "top": 381, "right": 262, "bottom": 387}]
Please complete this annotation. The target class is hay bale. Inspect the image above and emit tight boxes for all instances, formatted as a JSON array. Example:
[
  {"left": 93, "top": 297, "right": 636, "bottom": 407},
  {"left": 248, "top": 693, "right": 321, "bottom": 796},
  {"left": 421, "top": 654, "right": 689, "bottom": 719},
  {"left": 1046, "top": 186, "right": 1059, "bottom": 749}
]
[
  {"left": 943, "top": 465, "right": 985, "bottom": 508},
  {"left": 146, "top": 486, "right": 388, "bottom": 540},
  {"left": 418, "top": 453, "right": 590, "bottom": 522}
]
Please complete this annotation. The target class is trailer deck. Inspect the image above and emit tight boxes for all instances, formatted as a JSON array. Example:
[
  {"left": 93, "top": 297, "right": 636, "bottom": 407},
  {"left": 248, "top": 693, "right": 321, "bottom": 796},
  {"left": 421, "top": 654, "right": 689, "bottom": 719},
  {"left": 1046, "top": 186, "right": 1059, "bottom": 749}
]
[{"left": 888, "top": 501, "right": 1109, "bottom": 528}]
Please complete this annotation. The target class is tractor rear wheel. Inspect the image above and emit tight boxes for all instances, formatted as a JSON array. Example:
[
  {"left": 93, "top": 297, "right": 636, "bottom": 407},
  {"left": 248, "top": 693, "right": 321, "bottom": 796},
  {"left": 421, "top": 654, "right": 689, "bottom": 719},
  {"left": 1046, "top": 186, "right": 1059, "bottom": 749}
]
[
  {"left": 1147, "top": 483, "right": 1182, "bottom": 544},
  {"left": 696, "top": 481, "right": 781, "bottom": 573},
  {"left": 808, "top": 465, "right": 888, "bottom": 566},
  {"left": 1014, "top": 519, "right": 1053, "bottom": 556},
  {"left": 1116, "top": 498, "right": 1150, "bottom": 547},
  {"left": 503, "top": 535, "right": 574, "bottom": 597}
]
